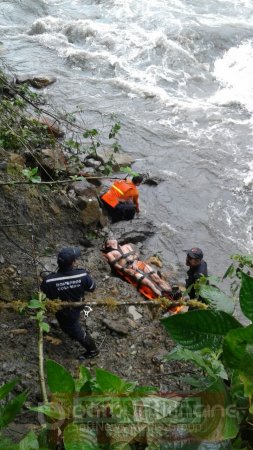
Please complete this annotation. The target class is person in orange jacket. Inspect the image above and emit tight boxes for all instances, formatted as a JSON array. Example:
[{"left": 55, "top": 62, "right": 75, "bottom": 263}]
[{"left": 100, "top": 175, "right": 143, "bottom": 222}]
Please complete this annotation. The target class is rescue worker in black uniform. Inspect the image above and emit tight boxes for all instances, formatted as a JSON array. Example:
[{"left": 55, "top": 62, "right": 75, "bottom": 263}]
[
  {"left": 41, "top": 247, "right": 99, "bottom": 359},
  {"left": 185, "top": 247, "right": 208, "bottom": 299}
]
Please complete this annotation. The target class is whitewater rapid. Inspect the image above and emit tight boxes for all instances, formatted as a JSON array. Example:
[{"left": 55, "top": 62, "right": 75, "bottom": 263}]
[{"left": 1, "top": 0, "right": 253, "bottom": 281}]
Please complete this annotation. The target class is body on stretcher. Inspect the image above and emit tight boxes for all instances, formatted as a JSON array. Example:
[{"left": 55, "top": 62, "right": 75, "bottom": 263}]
[{"left": 111, "top": 264, "right": 182, "bottom": 302}]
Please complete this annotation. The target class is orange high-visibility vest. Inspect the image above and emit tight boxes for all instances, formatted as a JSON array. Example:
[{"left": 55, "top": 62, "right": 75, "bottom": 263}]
[{"left": 101, "top": 180, "right": 138, "bottom": 208}]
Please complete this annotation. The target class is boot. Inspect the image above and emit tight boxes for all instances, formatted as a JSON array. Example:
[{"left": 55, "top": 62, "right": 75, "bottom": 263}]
[{"left": 78, "top": 349, "right": 100, "bottom": 361}]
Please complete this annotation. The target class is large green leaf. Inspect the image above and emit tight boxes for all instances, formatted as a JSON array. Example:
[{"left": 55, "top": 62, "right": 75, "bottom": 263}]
[
  {"left": 132, "top": 395, "right": 180, "bottom": 424},
  {"left": 161, "top": 310, "right": 242, "bottom": 351},
  {"left": 0, "top": 433, "right": 17, "bottom": 450},
  {"left": 239, "top": 272, "right": 253, "bottom": 321},
  {"left": 240, "top": 373, "right": 253, "bottom": 414},
  {"left": 73, "top": 393, "right": 134, "bottom": 425},
  {"left": 30, "top": 402, "right": 67, "bottom": 420},
  {"left": 63, "top": 423, "right": 99, "bottom": 450},
  {"left": 95, "top": 368, "right": 136, "bottom": 394},
  {"left": 223, "top": 324, "right": 253, "bottom": 375},
  {"left": 46, "top": 359, "right": 75, "bottom": 393},
  {"left": 75, "top": 365, "right": 91, "bottom": 392},
  {"left": 0, "top": 379, "right": 18, "bottom": 401},
  {"left": 199, "top": 285, "right": 234, "bottom": 314},
  {"left": 18, "top": 431, "right": 39, "bottom": 450},
  {"left": 132, "top": 386, "right": 158, "bottom": 396},
  {"left": 191, "top": 379, "right": 239, "bottom": 441},
  {"left": 28, "top": 299, "right": 42, "bottom": 309},
  {"left": 166, "top": 347, "right": 227, "bottom": 379},
  {"left": 0, "top": 392, "right": 27, "bottom": 429}
]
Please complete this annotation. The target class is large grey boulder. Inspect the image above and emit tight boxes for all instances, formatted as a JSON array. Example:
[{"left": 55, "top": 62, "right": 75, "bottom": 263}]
[
  {"left": 70, "top": 180, "right": 97, "bottom": 197},
  {"left": 96, "top": 149, "right": 134, "bottom": 168},
  {"left": 15, "top": 74, "right": 57, "bottom": 89},
  {"left": 109, "top": 219, "right": 157, "bottom": 243},
  {"left": 82, "top": 197, "right": 106, "bottom": 227},
  {"left": 40, "top": 147, "right": 66, "bottom": 172}
]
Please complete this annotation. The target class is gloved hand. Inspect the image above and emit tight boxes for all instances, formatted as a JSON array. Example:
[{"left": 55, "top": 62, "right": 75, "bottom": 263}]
[{"left": 170, "top": 287, "right": 182, "bottom": 300}]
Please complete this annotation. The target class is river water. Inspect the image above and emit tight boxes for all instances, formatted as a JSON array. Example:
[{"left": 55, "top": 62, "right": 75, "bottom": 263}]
[{"left": 1, "top": 0, "right": 253, "bottom": 282}]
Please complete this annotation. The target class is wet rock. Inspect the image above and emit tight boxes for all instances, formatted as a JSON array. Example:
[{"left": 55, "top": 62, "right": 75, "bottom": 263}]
[
  {"left": 67, "top": 189, "right": 76, "bottom": 201},
  {"left": 111, "top": 218, "right": 157, "bottom": 243},
  {"left": 56, "top": 192, "right": 73, "bottom": 208},
  {"left": 128, "top": 306, "right": 142, "bottom": 321},
  {"left": 40, "top": 147, "right": 66, "bottom": 172},
  {"left": 82, "top": 198, "right": 104, "bottom": 226},
  {"left": 101, "top": 318, "right": 129, "bottom": 336},
  {"left": 9, "top": 153, "right": 25, "bottom": 167},
  {"left": 37, "top": 117, "right": 65, "bottom": 138},
  {"left": 30, "top": 75, "right": 57, "bottom": 89},
  {"left": 79, "top": 167, "right": 97, "bottom": 176},
  {"left": 143, "top": 176, "right": 162, "bottom": 186},
  {"left": 76, "top": 196, "right": 87, "bottom": 209},
  {"left": 96, "top": 149, "right": 134, "bottom": 168},
  {"left": 0, "top": 161, "right": 7, "bottom": 170},
  {"left": 84, "top": 158, "right": 102, "bottom": 170},
  {"left": 15, "top": 74, "right": 57, "bottom": 89},
  {"left": 70, "top": 179, "right": 97, "bottom": 197}
]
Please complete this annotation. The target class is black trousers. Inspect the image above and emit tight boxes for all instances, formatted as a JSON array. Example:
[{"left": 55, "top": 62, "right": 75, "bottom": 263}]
[
  {"left": 101, "top": 199, "right": 136, "bottom": 223},
  {"left": 55, "top": 307, "right": 97, "bottom": 353}
]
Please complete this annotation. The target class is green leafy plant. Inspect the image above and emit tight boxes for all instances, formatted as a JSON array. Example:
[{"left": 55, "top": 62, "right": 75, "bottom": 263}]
[
  {"left": 0, "top": 74, "right": 55, "bottom": 152},
  {"left": 31, "top": 358, "right": 212, "bottom": 449},
  {"left": 223, "top": 254, "right": 253, "bottom": 296},
  {"left": 0, "top": 379, "right": 39, "bottom": 450},
  {"left": 120, "top": 167, "right": 139, "bottom": 177},
  {"left": 22, "top": 167, "right": 41, "bottom": 183},
  {"left": 0, "top": 377, "right": 49, "bottom": 449},
  {"left": 161, "top": 257, "right": 253, "bottom": 448},
  {"left": 109, "top": 122, "right": 121, "bottom": 139},
  {"left": 0, "top": 379, "right": 27, "bottom": 430}
]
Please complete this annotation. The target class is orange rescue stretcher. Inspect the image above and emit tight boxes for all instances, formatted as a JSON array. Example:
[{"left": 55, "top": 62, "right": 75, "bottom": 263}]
[
  {"left": 112, "top": 264, "right": 183, "bottom": 314},
  {"left": 110, "top": 261, "right": 181, "bottom": 303}
]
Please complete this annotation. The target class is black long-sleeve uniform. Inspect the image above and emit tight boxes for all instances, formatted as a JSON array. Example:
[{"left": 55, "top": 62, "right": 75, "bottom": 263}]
[
  {"left": 185, "top": 260, "right": 208, "bottom": 299},
  {"left": 41, "top": 267, "right": 97, "bottom": 353}
]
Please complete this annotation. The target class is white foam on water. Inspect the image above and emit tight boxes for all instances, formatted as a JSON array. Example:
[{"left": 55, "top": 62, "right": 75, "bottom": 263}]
[
  {"left": 243, "top": 161, "right": 253, "bottom": 186},
  {"left": 26, "top": 10, "right": 202, "bottom": 106},
  {"left": 110, "top": 77, "right": 171, "bottom": 102},
  {"left": 159, "top": 170, "right": 183, "bottom": 181},
  {"left": 212, "top": 40, "right": 253, "bottom": 113},
  {"left": 4, "top": 0, "right": 253, "bottom": 269},
  {"left": 28, "top": 16, "right": 65, "bottom": 34},
  {"left": 160, "top": 223, "right": 179, "bottom": 235}
]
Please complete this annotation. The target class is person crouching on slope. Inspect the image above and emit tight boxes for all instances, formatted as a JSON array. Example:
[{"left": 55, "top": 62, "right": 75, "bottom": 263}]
[
  {"left": 41, "top": 247, "right": 99, "bottom": 360},
  {"left": 100, "top": 175, "right": 143, "bottom": 223}
]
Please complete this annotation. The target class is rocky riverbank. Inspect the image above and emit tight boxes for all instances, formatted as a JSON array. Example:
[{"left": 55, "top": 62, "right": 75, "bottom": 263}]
[
  {"left": 0, "top": 153, "right": 187, "bottom": 431},
  {"left": 0, "top": 74, "right": 188, "bottom": 437}
]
